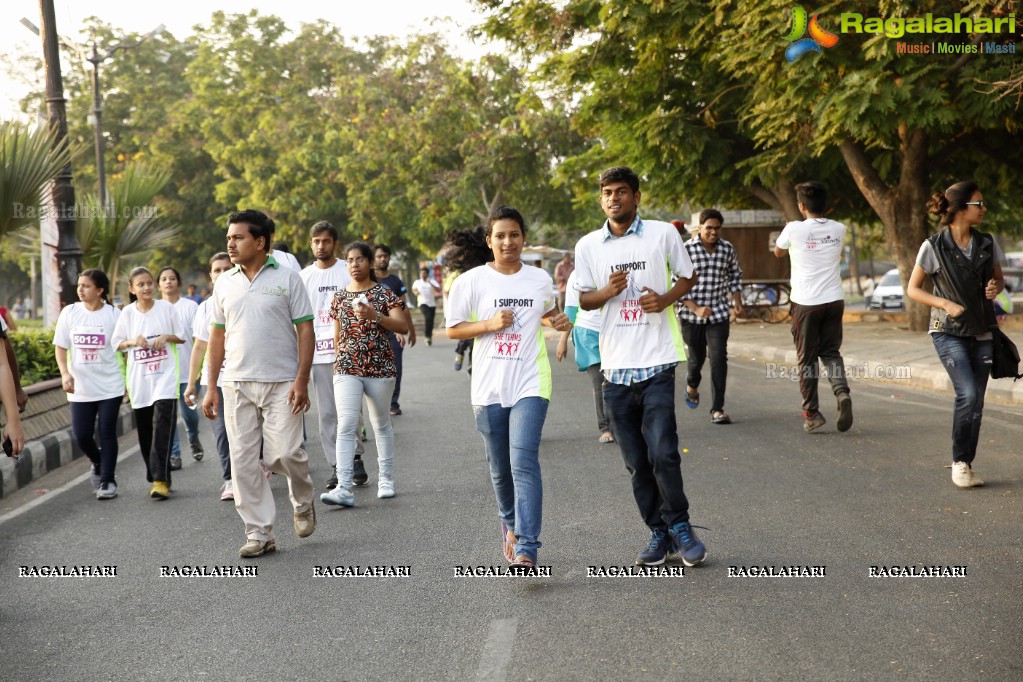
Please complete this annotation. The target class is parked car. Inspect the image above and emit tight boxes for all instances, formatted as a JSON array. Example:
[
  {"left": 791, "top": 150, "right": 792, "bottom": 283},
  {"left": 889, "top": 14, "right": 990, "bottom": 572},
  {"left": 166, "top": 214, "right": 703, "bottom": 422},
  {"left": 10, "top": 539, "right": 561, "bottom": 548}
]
[
  {"left": 1001, "top": 266, "right": 1023, "bottom": 307},
  {"left": 1004, "top": 252, "right": 1023, "bottom": 268},
  {"left": 868, "top": 269, "right": 904, "bottom": 310}
]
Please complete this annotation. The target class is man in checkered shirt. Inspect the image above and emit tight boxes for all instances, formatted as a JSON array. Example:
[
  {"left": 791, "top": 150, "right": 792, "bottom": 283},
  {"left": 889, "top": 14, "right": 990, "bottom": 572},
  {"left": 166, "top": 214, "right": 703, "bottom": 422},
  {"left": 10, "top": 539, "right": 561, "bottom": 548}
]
[{"left": 678, "top": 209, "right": 743, "bottom": 424}]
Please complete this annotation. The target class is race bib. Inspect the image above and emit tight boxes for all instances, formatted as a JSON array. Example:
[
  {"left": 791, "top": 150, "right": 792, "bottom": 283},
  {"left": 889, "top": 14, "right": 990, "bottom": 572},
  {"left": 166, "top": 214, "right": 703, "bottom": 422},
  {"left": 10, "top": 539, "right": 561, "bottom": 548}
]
[
  {"left": 132, "top": 346, "right": 170, "bottom": 375},
  {"left": 72, "top": 326, "right": 105, "bottom": 365},
  {"left": 315, "top": 338, "right": 335, "bottom": 354}
]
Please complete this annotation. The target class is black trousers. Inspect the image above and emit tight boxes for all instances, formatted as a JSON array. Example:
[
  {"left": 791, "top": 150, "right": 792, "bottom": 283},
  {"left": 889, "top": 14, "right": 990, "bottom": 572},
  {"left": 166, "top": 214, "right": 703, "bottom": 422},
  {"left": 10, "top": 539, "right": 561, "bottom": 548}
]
[
  {"left": 680, "top": 319, "right": 730, "bottom": 413},
  {"left": 420, "top": 304, "right": 436, "bottom": 340},
  {"left": 134, "top": 398, "right": 177, "bottom": 483}
]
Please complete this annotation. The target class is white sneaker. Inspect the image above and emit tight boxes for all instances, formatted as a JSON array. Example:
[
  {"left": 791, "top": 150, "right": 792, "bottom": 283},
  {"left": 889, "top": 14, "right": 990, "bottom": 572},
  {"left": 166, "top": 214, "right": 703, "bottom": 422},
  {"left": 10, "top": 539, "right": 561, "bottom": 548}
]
[
  {"left": 96, "top": 482, "right": 117, "bottom": 500},
  {"left": 951, "top": 462, "right": 984, "bottom": 488},
  {"left": 220, "top": 480, "right": 234, "bottom": 501},
  {"left": 90, "top": 464, "right": 102, "bottom": 490},
  {"left": 321, "top": 486, "right": 355, "bottom": 507},
  {"left": 378, "top": 479, "right": 395, "bottom": 499}
]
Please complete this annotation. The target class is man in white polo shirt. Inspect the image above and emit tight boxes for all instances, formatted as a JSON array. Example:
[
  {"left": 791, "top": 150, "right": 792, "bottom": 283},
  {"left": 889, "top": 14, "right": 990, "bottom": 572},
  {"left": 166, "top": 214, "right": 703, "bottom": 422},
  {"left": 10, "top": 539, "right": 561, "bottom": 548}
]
[
  {"left": 204, "top": 209, "right": 317, "bottom": 558},
  {"left": 574, "top": 166, "right": 707, "bottom": 569},
  {"left": 774, "top": 181, "right": 852, "bottom": 434}
]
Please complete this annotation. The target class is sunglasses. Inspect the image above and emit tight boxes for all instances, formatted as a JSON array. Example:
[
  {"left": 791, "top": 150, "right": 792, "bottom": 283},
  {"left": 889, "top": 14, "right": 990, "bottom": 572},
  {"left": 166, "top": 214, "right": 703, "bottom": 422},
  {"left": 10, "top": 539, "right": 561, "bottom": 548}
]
[{"left": 965, "top": 201, "right": 985, "bottom": 207}]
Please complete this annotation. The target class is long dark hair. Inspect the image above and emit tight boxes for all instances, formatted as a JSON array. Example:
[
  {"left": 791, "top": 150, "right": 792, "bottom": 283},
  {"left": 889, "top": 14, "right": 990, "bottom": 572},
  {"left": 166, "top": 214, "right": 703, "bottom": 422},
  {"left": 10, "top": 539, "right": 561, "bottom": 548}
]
[
  {"left": 127, "top": 266, "right": 152, "bottom": 304},
  {"left": 443, "top": 226, "right": 493, "bottom": 274},
  {"left": 343, "top": 241, "right": 378, "bottom": 282},
  {"left": 926, "top": 180, "right": 980, "bottom": 227},
  {"left": 80, "top": 268, "right": 112, "bottom": 305}
]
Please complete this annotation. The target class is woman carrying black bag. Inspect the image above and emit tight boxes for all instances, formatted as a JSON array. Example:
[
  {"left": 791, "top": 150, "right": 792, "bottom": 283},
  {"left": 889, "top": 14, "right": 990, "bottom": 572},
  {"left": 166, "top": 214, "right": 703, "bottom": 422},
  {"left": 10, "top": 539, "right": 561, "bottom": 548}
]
[{"left": 906, "top": 180, "right": 1005, "bottom": 489}]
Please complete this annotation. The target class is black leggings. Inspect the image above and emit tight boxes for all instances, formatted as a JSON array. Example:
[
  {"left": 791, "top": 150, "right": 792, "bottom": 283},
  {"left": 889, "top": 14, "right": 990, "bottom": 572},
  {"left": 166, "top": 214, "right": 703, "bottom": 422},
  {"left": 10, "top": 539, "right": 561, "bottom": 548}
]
[{"left": 70, "top": 397, "right": 122, "bottom": 485}]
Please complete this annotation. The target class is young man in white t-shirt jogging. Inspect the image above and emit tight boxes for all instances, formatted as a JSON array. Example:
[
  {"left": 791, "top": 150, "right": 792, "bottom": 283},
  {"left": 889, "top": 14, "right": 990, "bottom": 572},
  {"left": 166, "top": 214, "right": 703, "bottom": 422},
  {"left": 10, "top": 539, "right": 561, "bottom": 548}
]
[
  {"left": 411, "top": 267, "right": 441, "bottom": 346},
  {"left": 574, "top": 166, "right": 708, "bottom": 568},
  {"left": 773, "top": 181, "right": 852, "bottom": 433}
]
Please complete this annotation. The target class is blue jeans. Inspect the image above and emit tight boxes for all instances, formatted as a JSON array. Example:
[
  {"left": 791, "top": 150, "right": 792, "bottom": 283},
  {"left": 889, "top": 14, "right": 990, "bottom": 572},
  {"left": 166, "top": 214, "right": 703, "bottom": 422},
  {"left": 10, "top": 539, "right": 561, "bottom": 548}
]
[
  {"left": 473, "top": 397, "right": 549, "bottom": 563},
  {"left": 70, "top": 397, "right": 122, "bottom": 485},
  {"left": 201, "top": 385, "right": 231, "bottom": 480},
  {"left": 931, "top": 333, "right": 992, "bottom": 465},
  {"left": 171, "top": 381, "right": 201, "bottom": 456},
  {"left": 602, "top": 368, "right": 691, "bottom": 529}
]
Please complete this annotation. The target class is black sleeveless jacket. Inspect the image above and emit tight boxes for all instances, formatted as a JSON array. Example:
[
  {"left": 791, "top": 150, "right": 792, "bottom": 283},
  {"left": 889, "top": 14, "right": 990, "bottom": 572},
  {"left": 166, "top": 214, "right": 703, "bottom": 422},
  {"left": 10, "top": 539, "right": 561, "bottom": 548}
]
[{"left": 927, "top": 228, "right": 996, "bottom": 337}]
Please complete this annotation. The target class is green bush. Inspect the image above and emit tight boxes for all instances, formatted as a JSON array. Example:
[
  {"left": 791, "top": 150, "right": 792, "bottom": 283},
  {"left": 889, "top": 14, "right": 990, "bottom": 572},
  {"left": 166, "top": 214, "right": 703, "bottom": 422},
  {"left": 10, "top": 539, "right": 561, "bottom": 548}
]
[{"left": 7, "top": 328, "right": 60, "bottom": 385}]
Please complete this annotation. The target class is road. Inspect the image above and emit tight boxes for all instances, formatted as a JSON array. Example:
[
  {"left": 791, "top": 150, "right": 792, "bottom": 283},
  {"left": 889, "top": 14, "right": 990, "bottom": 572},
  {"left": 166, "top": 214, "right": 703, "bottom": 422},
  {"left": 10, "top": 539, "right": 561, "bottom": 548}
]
[{"left": 2, "top": 333, "right": 1021, "bottom": 680}]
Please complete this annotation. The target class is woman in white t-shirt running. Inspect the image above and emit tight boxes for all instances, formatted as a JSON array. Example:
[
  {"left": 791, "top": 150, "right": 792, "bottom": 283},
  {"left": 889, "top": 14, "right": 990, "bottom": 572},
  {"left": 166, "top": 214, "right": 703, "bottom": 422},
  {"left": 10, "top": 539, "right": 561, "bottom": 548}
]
[
  {"left": 111, "top": 267, "right": 186, "bottom": 500},
  {"left": 445, "top": 207, "right": 571, "bottom": 569},
  {"left": 53, "top": 269, "right": 124, "bottom": 500}
]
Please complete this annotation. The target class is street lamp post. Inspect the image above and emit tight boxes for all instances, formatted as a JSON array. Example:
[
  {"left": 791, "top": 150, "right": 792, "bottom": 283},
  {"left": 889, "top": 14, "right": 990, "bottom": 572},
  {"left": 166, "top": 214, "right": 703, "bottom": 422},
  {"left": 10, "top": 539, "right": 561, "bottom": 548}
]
[{"left": 85, "top": 24, "right": 164, "bottom": 207}]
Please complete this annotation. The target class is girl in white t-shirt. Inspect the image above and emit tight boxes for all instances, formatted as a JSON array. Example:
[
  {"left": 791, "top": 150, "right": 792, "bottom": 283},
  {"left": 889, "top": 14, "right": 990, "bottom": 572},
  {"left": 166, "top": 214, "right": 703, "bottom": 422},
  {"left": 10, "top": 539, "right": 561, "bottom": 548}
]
[
  {"left": 53, "top": 269, "right": 124, "bottom": 500},
  {"left": 445, "top": 207, "right": 571, "bottom": 569},
  {"left": 111, "top": 267, "right": 186, "bottom": 500},
  {"left": 158, "top": 266, "right": 203, "bottom": 467}
]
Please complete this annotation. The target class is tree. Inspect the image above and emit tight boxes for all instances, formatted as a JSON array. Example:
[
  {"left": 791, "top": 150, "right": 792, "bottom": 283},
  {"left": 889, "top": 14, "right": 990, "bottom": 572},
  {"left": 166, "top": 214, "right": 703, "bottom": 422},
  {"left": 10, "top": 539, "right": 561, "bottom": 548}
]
[
  {"left": 703, "top": 0, "right": 1022, "bottom": 329},
  {"left": 0, "top": 121, "right": 73, "bottom": 238},
  {"left": 76, "top": 162, "right": 180, "bottom": 300},
  {"left": 474, "top": 0, "right": 1023, "bottom": 329}
]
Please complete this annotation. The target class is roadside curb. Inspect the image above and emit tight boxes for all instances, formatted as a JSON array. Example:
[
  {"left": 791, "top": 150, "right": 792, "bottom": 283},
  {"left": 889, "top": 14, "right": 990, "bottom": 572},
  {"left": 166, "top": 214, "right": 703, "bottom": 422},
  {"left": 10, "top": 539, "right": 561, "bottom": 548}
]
[
  {"left": 728, "top": 341, "right": 1023, "bottom": 404},
  {"left": 0, "top": 404, "right": 135, "bottom": 499}
]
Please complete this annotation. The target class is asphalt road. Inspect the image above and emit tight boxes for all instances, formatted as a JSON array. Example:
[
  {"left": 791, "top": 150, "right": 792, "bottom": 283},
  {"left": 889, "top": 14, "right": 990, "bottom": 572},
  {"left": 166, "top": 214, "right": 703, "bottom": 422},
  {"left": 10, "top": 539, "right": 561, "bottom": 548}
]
[{"left": 2, "top": 333, "right": 1022, "bottom": 681}]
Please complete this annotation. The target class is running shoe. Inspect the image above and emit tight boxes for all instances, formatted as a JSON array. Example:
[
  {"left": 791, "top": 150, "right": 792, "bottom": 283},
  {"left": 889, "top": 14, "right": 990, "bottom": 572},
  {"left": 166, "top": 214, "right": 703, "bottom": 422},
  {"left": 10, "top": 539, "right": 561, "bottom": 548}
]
[
  {"left": 353, "top": 459, "right": 369, "bottom": 486},
  {"left": 321, "top": 486, "right": 355, "bottom": 507},
  {"left": 635, "top": 529, "right": 670, "bottom": 566},
  {"left": 220, "top": 480, "right": 234, "bottom": 501},
  {"left": 96, "top": 482, "right": 117, "bottom": 500}
]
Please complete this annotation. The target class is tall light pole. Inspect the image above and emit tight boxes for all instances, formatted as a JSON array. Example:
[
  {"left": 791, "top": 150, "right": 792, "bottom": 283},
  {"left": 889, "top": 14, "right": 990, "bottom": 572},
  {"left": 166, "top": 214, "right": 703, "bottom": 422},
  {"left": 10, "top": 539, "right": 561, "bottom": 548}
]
[
  {"left": 22, "top": 18, "right": 164, "bottom": 207},
  {"left": 85, "top": 24, "right": 164, "bottom": 207}
]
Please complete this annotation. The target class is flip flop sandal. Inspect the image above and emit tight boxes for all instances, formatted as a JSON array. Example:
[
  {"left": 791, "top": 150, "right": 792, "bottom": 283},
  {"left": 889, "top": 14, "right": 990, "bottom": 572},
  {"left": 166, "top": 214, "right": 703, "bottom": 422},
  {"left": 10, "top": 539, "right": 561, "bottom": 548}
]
[
  {"left": 711, "top": 411, "right": 732, "bottom": 425},
  {"left": 598, "top": 432, "right": 615, "bottom": 444},
  {"left": 685, "top": 390, "right": 700, "bottom": 409}
]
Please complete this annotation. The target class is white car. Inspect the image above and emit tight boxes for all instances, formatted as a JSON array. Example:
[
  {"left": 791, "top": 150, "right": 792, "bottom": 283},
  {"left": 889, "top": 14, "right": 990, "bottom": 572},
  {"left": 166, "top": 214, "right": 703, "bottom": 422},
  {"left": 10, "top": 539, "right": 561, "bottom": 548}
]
[{"left": 868, "top": 269, "right": 904, "bottom": 310}]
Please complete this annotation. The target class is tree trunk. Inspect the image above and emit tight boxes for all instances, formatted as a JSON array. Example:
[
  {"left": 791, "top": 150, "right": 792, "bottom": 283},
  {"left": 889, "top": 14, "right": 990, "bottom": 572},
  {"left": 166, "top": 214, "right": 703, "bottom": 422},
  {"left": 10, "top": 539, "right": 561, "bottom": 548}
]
[{"left": 839, "top": 131, "right": 932, "bottom": 331}]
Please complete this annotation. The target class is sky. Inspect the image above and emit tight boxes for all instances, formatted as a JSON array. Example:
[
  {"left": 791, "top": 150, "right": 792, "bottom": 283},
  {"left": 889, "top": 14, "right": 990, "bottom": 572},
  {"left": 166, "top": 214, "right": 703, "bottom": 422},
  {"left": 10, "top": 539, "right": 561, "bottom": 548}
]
[{"left": 1, "top": 0, "right": 490, "bottom": 119}]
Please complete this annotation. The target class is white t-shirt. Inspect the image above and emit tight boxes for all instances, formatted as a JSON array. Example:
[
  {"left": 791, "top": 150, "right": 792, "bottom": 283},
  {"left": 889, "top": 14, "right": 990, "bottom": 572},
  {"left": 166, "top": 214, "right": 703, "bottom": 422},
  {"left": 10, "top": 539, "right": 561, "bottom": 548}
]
[
  {"left": 0, "top": 316, "right": 6, "bottom": 332},
  {"left": 411, "top": 278, "right": 440, "bottom": 307},
  {"left": 573, "top": 219, "right": 693, "bottom": 371},
  {"left": 300, "top": 260, "right": 352, "bottom": 365},
  {"left": 52, "top": 303, "right": 124, "bottom": 402},
  {"left": 564, "top": 271, "right": 601, "bottom": 332},
  {"left": 775, "top": 218, "right": 846, "bottom": 305},
  {"left": 446, "top": 264, "right": 556, "bottom": 407},
  {"left": 192, "top": 299, "right": 228, "bottom": 385},
  {"left": 272, "top": 249, "right": 301, "bottom": 271},
  {"left": 111, "top": 300, "right": 185, "bottom": 408},
  {"left": 168, "top": 297, "right": 199, "bottom": 383}
]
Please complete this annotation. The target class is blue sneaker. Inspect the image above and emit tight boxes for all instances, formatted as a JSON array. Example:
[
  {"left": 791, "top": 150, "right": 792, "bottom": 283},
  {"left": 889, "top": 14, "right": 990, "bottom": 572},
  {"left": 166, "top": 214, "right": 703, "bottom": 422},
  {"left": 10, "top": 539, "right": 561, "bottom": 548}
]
[
  {"left": 635, "top": 529, "right": 671, "bottom": 566},
  {"left": 669, "top": 521, "right": 707, "bottom": 567},
  {"left": 320, "top": 486, "right": 355, "bottom": 507}
]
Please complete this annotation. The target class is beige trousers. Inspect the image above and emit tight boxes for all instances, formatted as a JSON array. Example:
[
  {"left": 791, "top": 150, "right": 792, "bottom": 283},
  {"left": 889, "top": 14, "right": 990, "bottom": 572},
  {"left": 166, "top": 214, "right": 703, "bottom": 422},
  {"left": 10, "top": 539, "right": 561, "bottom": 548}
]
[{"left": 223, "top": 381, "right": 314, "bottom": 542}]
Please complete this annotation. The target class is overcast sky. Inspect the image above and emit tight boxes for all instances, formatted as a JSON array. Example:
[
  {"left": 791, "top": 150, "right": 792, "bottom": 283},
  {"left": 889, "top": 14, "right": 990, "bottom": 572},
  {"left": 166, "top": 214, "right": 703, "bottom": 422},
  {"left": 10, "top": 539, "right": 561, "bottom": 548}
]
[{"left": 1, "top": 0, "right": 490, "bottom": 118}]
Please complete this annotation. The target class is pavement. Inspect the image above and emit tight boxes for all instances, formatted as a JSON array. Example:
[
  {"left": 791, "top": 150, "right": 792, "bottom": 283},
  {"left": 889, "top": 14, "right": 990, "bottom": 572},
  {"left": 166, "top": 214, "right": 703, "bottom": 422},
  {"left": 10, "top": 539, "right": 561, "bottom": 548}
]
[
  {"left": 2, "top": 315, "right": 1019, "bottom": 501},
  {"left": 2, "top": 325, "right": 1022, "bottom": 680},
  {"left": 726, "top": 315, "right": 1023, "bottom": 405}
]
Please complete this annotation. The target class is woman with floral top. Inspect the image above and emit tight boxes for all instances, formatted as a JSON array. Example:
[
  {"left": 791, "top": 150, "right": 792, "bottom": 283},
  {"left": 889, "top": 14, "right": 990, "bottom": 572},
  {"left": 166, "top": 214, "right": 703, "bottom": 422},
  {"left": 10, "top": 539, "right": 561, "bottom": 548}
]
[{"left": 321, "top": 241, "right": 408, "bottom": 507}]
